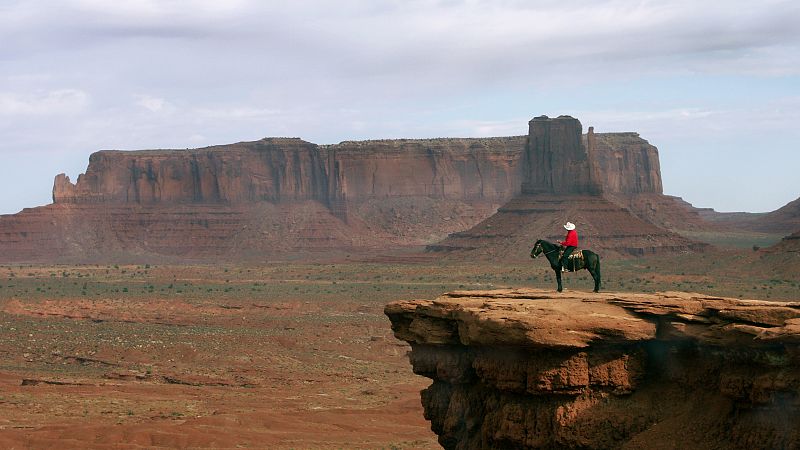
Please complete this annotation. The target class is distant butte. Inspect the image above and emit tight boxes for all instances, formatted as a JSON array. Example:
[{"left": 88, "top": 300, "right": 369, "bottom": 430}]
[
  {"left": 429, "top": 116, "right": 707, "bottom": 257},
  {"left": 0, "top": 114, "right": 788, "bottom": 262}
]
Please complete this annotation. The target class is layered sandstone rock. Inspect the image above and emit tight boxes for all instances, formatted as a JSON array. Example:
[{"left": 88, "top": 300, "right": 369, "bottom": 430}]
[
  {"left": 386, "top": 289, "right": 800, "bottom": 449},
  {"left": 604, "top": 194, "right": 714, "bottom": 232},
  {"left": 52, "top": 137, "right": 526, "bottom": 208},
  {"left": 428, "top": 194, "right": 707, "bottom": 258},
  {"left": 759, "top": 230, "right": 800, "bottom": 280},
  {"left": 52, "top": 139, "right": 329, "bottom": 204},
  {"left": 0, "top": 116, "right": 711, "bottom": 262},
  {"left": 325, "top": 137, "right": 525, "bottom": 203},
  {"left": 693, "top": 196, "right": 800, "bottom": 235},
  {"left": 523, "top": 116, "right": 602, "bottom": 195},
  {"left": 749, "top": 197, "right": 800, "bottom": 234},
  {"left": 430, "top": 117, "right": 705, "bottom": 257},
  {"left": 4, "top": 137, "right": 528, "bottom": 262},
  {"left": 589, "top": 131, "right": 662, "bottom": 195}
]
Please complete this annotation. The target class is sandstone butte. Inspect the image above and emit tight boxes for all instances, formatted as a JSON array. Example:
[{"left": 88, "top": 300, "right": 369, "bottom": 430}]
[
  {"left": 0, "top": 115, "right": 727, "bottom": 263},
  {"left": 385, "top": 289, "right": 800, "bottom": 449}
]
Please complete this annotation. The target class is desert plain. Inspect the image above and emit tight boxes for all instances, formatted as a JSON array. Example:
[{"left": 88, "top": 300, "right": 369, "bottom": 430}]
[{"left": 0, "top": 238, "right": 797, "bottom": 449}]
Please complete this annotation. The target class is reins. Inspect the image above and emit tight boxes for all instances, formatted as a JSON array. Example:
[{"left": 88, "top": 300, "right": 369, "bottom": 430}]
[{"left": 532, "top": 242, "right": 559, "bottom": 258}]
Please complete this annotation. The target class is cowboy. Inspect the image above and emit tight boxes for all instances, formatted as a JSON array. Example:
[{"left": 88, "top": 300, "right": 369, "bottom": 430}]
[{"left": 558, "top": 222, "right": 578, "bottom": 272}]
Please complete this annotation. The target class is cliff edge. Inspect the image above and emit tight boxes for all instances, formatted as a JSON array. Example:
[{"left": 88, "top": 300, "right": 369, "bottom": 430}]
[{"left": 386, "top": 289, "right": 800, "bottom": 449}]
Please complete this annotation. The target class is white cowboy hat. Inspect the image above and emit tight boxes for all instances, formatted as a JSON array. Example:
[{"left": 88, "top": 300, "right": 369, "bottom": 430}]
[{"left": 564, "top": 222, "right": 576, "bottom": 231}]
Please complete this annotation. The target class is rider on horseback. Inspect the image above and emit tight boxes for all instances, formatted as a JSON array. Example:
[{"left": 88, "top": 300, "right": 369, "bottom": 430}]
[{"left": 558, "top": 222, "right": 578, "bottom": 272}]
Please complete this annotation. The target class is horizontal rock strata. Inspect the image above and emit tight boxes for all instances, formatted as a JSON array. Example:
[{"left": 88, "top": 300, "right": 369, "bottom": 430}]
[
  {"left": 428, "top": 194, "right": 707, "bottom": 258},
  {"left": 386, "top": 289, "right": 800, "bottom": 449},
  {"left": 0, "top": 118, "right": 709, "bottom": 262}
]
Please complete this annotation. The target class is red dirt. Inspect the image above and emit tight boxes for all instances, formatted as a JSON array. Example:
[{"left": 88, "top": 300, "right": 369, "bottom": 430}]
[{"left": 0, "top": 265, "right": 441, "bottom": 449}]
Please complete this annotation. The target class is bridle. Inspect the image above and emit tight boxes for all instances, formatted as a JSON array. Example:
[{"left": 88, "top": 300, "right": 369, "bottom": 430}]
[{"left": 531, "top": 242, "right": 559, "bottom": 259}]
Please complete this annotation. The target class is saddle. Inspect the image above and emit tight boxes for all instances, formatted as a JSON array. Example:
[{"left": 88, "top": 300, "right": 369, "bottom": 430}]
[{"left": 558, "top": 248, "right": 583, "bottom": 260}]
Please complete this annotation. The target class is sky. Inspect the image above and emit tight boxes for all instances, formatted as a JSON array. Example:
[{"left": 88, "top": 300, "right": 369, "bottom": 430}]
[{"left": 1, "top": 0, "right": 799, "bottom": 214}]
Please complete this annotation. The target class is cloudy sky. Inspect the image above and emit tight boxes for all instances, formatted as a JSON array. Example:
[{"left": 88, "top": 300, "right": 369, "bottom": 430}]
[{"left": 2, "top": 0, "right": 799, "bottom": 214}]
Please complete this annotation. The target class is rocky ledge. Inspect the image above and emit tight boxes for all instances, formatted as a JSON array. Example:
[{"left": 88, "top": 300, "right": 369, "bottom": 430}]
[{"left": 385, "top": 289, "right": 800, "bottom": 449}]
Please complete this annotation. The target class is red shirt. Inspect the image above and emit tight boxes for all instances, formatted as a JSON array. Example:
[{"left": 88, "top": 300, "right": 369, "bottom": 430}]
[{"left": 561, "top": 230, "right": 578, "bottom": 247}]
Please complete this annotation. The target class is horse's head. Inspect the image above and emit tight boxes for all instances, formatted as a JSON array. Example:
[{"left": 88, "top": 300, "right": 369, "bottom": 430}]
[{"left": 530, "top": 240, "right": 543, "bottom": 259}]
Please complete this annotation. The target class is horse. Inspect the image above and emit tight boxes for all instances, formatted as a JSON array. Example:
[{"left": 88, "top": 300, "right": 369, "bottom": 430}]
[{"left": 530, "top": 239, "right": 601, "bottom": 293}]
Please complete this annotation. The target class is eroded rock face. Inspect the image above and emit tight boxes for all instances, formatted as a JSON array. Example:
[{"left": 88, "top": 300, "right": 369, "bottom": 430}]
[
  {"left": 523, "top": 116, "right": 602, "bottom": 195},
  {"left": 0, "top": 119, "right": 701, "bottom": 262},
  {"left": 5, "top": 137, "right": 527, "bottom": 262},
  {"left": 52, "top": 137, "right": 527, "bottom": 207},
  {"left": 429, "top": 116, "right": 702, "bottom": 258},
  {"left": 589, "top": 131, "right": 662, "bottom": 195},
  {"left": 386, "top": 289, "right": 800, "bottom": 449},
  {"left": 427, "top": 194, "right": 707, "bottom": 258}
]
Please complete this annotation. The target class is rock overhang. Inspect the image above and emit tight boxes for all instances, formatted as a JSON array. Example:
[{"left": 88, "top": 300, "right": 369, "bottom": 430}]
[{"left": 386, "top": 288, "right": 800, "bottom": 449}]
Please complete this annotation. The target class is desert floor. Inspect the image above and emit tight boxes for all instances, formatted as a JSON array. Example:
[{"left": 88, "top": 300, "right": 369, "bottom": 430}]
[{"left": 0, "top": 246, "right": 797, "bottom": 449}]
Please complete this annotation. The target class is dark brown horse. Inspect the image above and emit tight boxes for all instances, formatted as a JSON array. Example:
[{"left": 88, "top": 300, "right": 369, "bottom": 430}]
[{"left": 530, "top": 239, "right": 601, "bottom": 292}]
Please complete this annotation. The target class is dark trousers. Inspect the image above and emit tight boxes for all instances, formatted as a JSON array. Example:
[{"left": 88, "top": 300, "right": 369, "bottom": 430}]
[{"left": 560, "top": 246, "right": 576, "bottom": 271}]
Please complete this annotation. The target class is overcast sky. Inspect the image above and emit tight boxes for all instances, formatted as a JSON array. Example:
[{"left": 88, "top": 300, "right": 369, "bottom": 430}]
[{"left": 2, "top": 0, "right": 799, "bottom": 214}]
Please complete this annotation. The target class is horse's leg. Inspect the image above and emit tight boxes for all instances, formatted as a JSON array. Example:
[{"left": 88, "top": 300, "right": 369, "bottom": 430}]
[
  {"left": 589, "top": 257, "right": 601, "bottom": 292},
  {"left": 555, "top": 269, "right": 563, "bottom": 292}
]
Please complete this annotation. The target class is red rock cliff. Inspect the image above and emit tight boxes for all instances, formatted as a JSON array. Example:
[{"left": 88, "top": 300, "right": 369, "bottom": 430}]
[
  {"left": 386, "top": 289, "right": 800, "bottom": 449},
  {"left": 53, "top": 137, "right": 527, "bottom": 207},
  {"left": 523, "top": 116, "right": 603, "bottom": 195},
  {"left": 53, "top": 138, "right": 329, "bottom": 204},
  {"left": 0, "top": 118, "right": 691, "bottom": 262},
  {"left": 589, "top": 130, "right": 662, "bottom": 195},
  {"left": 326, "top": 137, "right": 524, "bottom": 202},
  {"left": 51, "top": 129, "right": 665, "bottom": 208}
]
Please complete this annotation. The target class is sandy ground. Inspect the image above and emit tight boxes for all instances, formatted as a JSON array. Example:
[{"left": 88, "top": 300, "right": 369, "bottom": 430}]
[
  {"left": 0, "top": 264, "right": 447, "bottom": 449},
  {"left": 0, "top": 255, "right": 796, "bottom": 449}
]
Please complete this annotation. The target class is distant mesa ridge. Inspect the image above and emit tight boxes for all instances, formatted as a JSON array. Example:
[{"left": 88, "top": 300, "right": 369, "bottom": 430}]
[
  {"left": 50, "top": 119, "right": 664, "bottom": 208},
  {"left": 51, "top": 136, "right": 527, "bottom": 208},
  {"left": 0, "top": 114, "right": 787, "bottom": 262}
]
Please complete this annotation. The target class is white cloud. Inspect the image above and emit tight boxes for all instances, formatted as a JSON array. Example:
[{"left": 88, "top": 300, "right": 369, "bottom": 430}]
[
  {"left": 194, "top": 106, "right": 281, "bottom": 120},
  {"left": 134, "top": 94, "right": 174, "bottom": 113},
  {"left": 0, "top": 0, "right": 799, "bottom": 213},
  {"left": 443, "top": 118, "right": 529, "bottom": 137},
  {"left": 0, "top": 89, "right": 88, "bottom": 115},
  {"left": 71, "top": 0, "right": 250, "bottom": 15}
]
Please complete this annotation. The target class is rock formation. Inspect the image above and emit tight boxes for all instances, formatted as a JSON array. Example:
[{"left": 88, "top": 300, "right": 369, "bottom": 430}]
[
  {"left": 386, "top": 289, "right": 800, "bottom": 449},
  {"left": 428, "top": 195, "right": 707, "bottom": 258},
  {"left": 2, "top": 137, "right": 527, "bottom": 262},
  {"left": 0, "top": 116, "right": 713, "bottom": 262},
  {"left": 431, "top": 116, "right": 706, "bottom": 258},
  {"left": 748, "top": 197, "right": 799, "bottom": 235},
  {"left": 53, "top": 139, "right": 329, "bottom": 205},
  {"left": 589, "top": 130, "right": 662, "bottom": 195},
  {"left": 759, "top": 230, "right": 800, "bottom": 280},
  {"left": 522, "top": 116, "right": 602, "bottom": 195},
  {"left": 692, "top": 196, "right": 800, "bottom": 235},
  {"left": 52, "top": 137, "right": 526, "bottom": 208}
]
